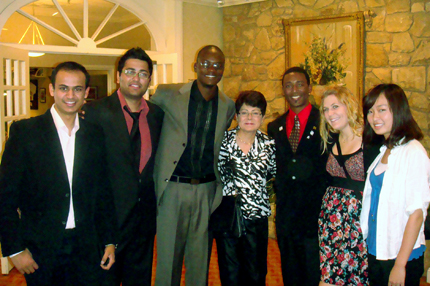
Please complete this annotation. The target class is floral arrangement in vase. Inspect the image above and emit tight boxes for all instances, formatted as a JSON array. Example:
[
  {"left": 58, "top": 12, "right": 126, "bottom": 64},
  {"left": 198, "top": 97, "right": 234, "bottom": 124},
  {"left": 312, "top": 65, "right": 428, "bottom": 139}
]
[{"left": 299, "top": 37, "right": 348, "bottom": 86}]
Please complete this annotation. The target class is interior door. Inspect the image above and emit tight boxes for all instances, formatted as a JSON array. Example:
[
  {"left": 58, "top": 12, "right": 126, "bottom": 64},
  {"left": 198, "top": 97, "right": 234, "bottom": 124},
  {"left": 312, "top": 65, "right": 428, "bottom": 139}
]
[{"left": 0, "top": 44, "right": 29, "bottom": 155}]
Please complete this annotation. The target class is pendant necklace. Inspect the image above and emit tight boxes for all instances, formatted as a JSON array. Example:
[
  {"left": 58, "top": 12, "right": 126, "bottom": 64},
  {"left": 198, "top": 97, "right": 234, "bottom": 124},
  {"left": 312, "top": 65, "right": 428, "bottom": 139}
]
[{"left": 237, "top": 133, "right": 254, "bottom": 145}]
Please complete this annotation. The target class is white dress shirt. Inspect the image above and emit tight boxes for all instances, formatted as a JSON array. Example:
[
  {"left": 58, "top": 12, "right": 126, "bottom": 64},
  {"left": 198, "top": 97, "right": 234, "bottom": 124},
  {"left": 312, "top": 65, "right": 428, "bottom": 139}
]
[
  {"left": 50, "top": 104, "right": 80, "bottom": 229},
  {"left": 360, "top": 139, "right": 430, "bottom": 260},
  {"left": 10, "top": 106, "right": 80, "bottom": 257}
]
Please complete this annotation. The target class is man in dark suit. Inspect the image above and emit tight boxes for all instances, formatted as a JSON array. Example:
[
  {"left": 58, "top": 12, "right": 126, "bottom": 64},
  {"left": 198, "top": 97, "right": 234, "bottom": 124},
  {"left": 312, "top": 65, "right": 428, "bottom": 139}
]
[
  {"left": 83, "top": 47, "right": 164, "bottom": 286},
  {"left": 0, "top": 61, "right": 116, "bottom": 285},
  {"left": 151, "top": 45, "right": 235, "bottom": 286},
  {"left": 267, "top": 67, "right": 328, "bottom": 286}
]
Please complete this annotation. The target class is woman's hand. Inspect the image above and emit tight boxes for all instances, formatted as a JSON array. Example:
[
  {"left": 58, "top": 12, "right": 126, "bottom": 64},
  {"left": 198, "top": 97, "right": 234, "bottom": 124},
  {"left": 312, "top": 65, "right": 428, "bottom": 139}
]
[{"left": 388, "top": 264, "right": 405, "bottom": 286}]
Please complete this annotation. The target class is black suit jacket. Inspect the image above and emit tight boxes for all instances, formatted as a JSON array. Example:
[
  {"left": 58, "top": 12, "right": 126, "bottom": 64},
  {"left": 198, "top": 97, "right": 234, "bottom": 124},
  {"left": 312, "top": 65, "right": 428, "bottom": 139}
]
[
  {"left": 267, "top": 106, "right": 328, "bottom": 238},
  {"left": 82, "top": 91, "right": 164, "bottom": 245},
  {"left": 0, "top": 111, "right": 116, "bottom": 260}
]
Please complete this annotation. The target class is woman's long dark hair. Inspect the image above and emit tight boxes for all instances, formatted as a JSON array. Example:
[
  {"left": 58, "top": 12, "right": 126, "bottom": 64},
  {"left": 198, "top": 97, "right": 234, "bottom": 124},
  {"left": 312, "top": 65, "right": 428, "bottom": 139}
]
[{"left": 363, "top": 83, "right": 423, "bottom": 148}]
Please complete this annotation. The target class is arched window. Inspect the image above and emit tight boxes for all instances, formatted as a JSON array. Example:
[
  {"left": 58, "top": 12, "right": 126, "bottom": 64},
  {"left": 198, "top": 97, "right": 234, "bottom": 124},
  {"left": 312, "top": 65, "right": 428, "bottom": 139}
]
[{"left": 0, "top": 0, "right": 155, "bottom": 54}]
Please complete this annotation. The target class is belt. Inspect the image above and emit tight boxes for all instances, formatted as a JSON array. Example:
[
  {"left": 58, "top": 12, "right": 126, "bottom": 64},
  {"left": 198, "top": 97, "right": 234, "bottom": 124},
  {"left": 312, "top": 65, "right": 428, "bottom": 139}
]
[{"left": 170, "top": 173, "right": 216, "bottom": 185}]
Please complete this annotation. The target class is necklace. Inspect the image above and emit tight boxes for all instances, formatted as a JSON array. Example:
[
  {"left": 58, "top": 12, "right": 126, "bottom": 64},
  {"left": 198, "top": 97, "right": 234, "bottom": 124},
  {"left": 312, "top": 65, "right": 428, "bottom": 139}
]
[{"left": 237, "top": 134, "right": 254, "bottom": 145}]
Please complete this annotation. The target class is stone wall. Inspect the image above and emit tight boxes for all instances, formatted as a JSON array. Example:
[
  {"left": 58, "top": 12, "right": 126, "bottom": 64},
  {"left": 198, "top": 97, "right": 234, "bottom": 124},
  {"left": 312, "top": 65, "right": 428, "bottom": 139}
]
[{"left": 222, "top": 0, "right": 430, "bottom": 150}]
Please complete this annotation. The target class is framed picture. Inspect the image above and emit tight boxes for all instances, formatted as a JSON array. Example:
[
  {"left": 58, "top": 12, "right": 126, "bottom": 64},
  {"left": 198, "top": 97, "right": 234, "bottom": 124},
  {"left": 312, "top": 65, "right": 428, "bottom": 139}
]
[
  {"left": 30, "top": 79, "right": 38, "bottom": 110},
  {"left": 87, "top": 86, "right": 98, "bottom": 101},
  {"left": 283, "top": 12, "right": 365, "bottom": 104},
  {"left": 39, "top": 88, "right": 46, "bottom": 103}
]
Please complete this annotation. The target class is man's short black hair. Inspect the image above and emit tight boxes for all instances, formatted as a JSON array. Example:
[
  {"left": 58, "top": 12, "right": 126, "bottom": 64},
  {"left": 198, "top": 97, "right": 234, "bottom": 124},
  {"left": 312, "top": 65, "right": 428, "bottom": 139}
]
[
  {"left": 196, "top": 45, "right": 224, "bottom": 62},
  {"left": 281, "top": 66, "right": 310, "bottom": 86},
  {"left": 51, "top": 61, "right": 90, "bottom": 88},
  {"left": 118, "top": 47, "right": 153, "bottom": 76}
]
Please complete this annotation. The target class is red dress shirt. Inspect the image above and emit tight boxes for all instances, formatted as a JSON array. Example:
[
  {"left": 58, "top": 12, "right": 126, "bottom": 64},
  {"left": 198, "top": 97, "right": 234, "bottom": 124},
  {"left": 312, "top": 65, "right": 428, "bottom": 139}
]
[
  {"left": 286, "top": 103, "right": 312, "bottom": 143},
  {"left": 117, "top": 89, "right": 152, "bottom": 173}
]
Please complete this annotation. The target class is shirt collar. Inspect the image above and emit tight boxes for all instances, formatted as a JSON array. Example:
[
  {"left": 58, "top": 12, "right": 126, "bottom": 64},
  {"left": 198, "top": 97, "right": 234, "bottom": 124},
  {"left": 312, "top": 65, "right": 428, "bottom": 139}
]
[
  {"left": 287, "top": 103, "right": 312, "bottom": 126},
  {"left": 190, "top": 80, "right": 218, "bottom": 102},
  {"left": 117, "top": 88, "right": 149, "bottom": 113},
  {"left": 288, "top": 103, "right": 312, "bottom": 118},
  {"left": 50, "top": 104, "right": 80, "bottom": 134}
]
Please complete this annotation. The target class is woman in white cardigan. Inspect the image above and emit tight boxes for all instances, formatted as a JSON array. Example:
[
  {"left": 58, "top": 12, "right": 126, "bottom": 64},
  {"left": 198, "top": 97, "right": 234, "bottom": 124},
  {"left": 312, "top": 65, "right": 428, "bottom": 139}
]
[{"left": 360, "top": 83, "right": 430, "bottom": 286}]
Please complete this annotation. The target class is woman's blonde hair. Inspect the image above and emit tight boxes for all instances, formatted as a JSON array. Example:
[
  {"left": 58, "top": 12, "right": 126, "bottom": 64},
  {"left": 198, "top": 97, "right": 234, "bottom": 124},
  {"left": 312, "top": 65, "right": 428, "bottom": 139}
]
[{"left": 319, "top": 86, "right": 363, "bottom": 153}]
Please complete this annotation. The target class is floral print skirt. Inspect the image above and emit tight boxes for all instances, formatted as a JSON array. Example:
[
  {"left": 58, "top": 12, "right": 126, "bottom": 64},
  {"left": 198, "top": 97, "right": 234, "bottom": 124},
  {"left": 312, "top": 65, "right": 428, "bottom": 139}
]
[{"left": 318, "top": 186, "right": 369, "bottom": 286}]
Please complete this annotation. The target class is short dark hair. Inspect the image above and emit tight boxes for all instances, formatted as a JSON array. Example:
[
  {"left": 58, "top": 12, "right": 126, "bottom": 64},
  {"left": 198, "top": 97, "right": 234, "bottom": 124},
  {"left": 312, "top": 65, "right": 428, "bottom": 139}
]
[
  {"left": 51, "top": 61, "right": 90, "bottom": 88},
  {"left": 118, "top": 47, "right": 153, "bottom": 76},
  {"left": 196, "top": 45, "right": 224, "bottom": 62},
  {"left": 235, "top": 90, "right": 267, "bottom": 116},
  {"left": 363, "top": 83, "right": 423, "bottom": 148},
  {"left": 281, "top": 66, "right": 310, "bottom": 86}
]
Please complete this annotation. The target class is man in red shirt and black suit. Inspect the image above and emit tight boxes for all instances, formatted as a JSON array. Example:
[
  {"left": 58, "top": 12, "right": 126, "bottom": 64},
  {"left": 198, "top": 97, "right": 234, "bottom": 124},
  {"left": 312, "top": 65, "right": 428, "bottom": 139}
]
[{"left": 268, "top": 67, "right": 328, "bottom": 286}]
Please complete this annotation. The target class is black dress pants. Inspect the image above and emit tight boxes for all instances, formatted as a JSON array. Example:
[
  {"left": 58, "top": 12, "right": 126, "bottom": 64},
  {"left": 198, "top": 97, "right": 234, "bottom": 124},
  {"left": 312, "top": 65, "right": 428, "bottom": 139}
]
[
  {"left": 215, "top": 217, "right": 268, "bottom": 286},
  {"left": 368, "top": 254, "right": 423, "bottom": 286},
  {"left": 25, "top": 229, "right": 104, "bottom": 286},
  {"left": 276, "top": 232, "right": 320, "bottom": 286},
  {"left": 102, "top": 233, "right": 154, "bottom": 286}
]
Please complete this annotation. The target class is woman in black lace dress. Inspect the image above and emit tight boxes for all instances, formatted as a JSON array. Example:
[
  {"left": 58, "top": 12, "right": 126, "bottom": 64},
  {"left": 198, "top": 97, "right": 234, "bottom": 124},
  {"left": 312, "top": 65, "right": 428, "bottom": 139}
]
[{"left": 318, "top": 86, "right": 370, "bottom": 286}]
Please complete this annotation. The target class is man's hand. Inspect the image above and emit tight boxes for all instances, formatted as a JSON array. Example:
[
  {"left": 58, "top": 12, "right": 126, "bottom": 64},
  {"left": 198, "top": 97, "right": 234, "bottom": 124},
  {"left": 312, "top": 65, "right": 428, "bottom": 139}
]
[
  {"left": 78, "top": 108, "right": 86, "bottom": 119},
  {"left": 10, "top": 249, "right": 39, "bottom": 275},
  {"left": 100, "top": 245, "right": 115, "bottom": 270}
]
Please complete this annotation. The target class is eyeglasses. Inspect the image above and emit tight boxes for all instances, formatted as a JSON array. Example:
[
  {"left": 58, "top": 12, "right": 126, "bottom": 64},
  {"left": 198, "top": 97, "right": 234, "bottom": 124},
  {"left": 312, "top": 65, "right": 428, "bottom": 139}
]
[
  {"left": 198, "top": 61, "right": 224, "bottom": 70},
  {"left": 123, "top": 69, "right": 150, "bottom": 79},
  {"left": 238, "top": 111, "right": 262, "bottom": 118}
]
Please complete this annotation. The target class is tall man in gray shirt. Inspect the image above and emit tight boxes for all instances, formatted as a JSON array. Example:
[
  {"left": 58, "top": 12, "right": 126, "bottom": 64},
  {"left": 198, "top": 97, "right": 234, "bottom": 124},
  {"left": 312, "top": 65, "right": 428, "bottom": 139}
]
[{"left": 151, "top": 45, "right": 235, "bottom": 286}]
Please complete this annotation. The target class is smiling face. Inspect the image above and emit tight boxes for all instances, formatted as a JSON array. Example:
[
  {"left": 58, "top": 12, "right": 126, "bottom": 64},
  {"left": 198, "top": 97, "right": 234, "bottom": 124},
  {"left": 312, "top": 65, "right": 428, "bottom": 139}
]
[
  {"left": 283, "top": 72, "right": 311, "bottom": 114},
  {"left": 237, "top": 104, "right": 264, "bottom": 133},
  {"left": 323, "top": 94, "right": 350, "bottom": 133},
  {"left": 367, "top": 93, "right": 393, "bottom": 139},
  {"left": 49, "top": 70, "right": 88, "bottom": 120},
  {"left": 194, "top": 48, "right": 225, "bottom": 88},
  {"left": 117, "top": 58, "right": 151, "bottom": 100}
]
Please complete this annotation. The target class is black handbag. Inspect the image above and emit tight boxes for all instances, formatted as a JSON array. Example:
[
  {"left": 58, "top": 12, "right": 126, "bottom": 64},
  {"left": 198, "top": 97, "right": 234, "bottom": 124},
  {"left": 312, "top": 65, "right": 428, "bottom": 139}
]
[
  {"left": 209, "top": 192, "right": 247, "bottom": 238},
  {"left": 230, "top": 193, "right": 246, "bottom": 238}
]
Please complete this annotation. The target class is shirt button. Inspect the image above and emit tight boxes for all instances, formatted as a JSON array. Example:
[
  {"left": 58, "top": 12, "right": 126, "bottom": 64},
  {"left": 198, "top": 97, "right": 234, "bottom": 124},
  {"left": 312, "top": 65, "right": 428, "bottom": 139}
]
[
  {"left": 138, "top": 198, "right": 141, "bottom": 202},
  {"left": 65, "top": 193, "right": 70, "bottom": 198},
  {"left": 165, "top": 179, "right": 169, "bottom": 182},
  {"left": 139, "top": 179, "right": 141, "bottom": 183},
  {"left": 173, "top": 161, "right": 177, "bottom": 164},
  {"left": 62, "top": 221, "right": 66, "bottom": 225},
  {"left": 292, "top": 176, "right": 296, "bottom": 180},
  {"left": 182, "top": 143, "right": 186, "bottom": 147},
  {"left": 292, "top": 159, "right": 296, "bottom": 163}
]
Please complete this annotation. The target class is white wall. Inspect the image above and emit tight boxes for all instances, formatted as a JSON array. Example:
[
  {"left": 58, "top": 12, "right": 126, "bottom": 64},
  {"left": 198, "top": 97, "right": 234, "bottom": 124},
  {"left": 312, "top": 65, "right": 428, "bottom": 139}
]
[{"left": 182, "top": 2, "right": 223, "bottom": 82}]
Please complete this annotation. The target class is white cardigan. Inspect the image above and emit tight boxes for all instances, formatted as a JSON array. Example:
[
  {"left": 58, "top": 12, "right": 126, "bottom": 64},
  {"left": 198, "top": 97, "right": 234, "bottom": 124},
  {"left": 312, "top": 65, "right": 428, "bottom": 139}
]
[{"left": 360, "top": 139, "right": 430, "bottom": 260}]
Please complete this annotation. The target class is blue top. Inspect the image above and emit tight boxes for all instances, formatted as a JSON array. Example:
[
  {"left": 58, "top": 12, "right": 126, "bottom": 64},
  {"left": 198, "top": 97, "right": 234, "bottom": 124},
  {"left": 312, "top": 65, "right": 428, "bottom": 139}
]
[{"left": 368, "top": 168, "right": 426, "bottom": 260}]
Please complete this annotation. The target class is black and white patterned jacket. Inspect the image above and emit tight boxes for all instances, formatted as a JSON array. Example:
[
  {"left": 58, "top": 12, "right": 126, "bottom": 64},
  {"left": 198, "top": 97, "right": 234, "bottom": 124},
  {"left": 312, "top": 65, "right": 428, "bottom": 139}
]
[{"left": 218, "top": 128, "right": 276, "bottom": 220}]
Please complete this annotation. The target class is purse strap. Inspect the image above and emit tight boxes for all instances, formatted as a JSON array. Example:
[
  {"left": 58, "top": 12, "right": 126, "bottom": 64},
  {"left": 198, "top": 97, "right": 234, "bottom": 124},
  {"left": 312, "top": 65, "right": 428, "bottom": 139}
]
[{"left": 335, "top": 136, "right": 351, "bottom": 180}]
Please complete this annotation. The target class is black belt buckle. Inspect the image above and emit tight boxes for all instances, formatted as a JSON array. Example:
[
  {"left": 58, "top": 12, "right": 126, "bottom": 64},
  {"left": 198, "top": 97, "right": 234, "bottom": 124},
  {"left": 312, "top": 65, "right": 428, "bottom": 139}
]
[{"left": 190, "top": 178, "right": 200, "bottom": 185}]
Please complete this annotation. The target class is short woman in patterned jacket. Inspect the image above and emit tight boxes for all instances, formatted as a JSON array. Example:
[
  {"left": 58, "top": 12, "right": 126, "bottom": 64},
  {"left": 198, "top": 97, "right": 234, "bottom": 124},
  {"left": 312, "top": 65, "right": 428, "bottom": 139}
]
[{"left": 213, "top": 90, "right": 276, "bottom": 285}]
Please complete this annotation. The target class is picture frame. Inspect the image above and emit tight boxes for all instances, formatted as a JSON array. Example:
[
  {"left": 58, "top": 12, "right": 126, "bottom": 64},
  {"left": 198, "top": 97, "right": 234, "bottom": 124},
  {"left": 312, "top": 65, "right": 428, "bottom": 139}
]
[
  {"left": 87, "top": 86, "right": 98, "bottom": 101},
  {"left": 30, "top": 79, "right": 38, "bottom": 110},
  {"left": 283, "top": 12, "right": 365, "bottom": 104},
  {"left": 39, "top": 88, "right": 46, "bottom": 103}
]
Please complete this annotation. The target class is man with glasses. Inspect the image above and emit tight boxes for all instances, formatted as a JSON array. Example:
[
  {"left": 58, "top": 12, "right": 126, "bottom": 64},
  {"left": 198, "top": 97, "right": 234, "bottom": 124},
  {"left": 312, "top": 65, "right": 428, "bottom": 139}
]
[
  {"left": 151, "top": 45, "right": 235, "bottom": 285},
  {"left": 0, "top": 61, "right": 116, "bottom": 285},
  {"left": 83, "top": 48, "right": 164, "bottom": 285}
]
